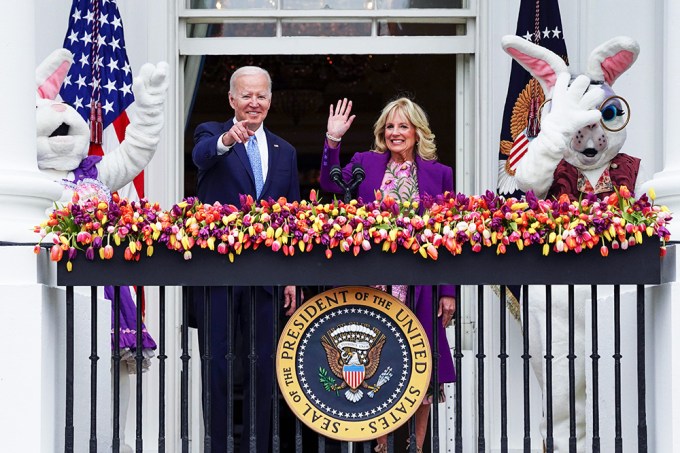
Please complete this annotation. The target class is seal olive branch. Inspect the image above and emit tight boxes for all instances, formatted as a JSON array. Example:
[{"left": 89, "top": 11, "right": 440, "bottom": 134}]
[{"left": 319, "top": 367, "right": 339, "bottom": 396}]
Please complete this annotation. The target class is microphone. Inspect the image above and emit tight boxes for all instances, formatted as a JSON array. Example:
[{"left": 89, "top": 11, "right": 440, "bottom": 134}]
[
  {"left": 351, "top": 164, "right": 365, "bottom": 185},
  {"left": 329, "top": 165, "right": 348, "bottom": 192},
  {"left": 347, "top": 164, "right": 365, "bottom": 193}
]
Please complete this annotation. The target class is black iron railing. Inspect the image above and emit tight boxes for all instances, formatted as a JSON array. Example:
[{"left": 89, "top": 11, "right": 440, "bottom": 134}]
[{"left": 51, "top": 240, "right": 674, "bottom": 453}]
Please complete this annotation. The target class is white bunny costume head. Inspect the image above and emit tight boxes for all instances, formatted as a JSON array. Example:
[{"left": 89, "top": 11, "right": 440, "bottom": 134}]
[
  {"left": 35, "top": 49, "right": 90, "bottom": 172},
  {"left": 501, "top": 36, "right": 640, "bottom": 198},
  {"left": 34, "top": 48, "right": 168, "bottom": 201}
]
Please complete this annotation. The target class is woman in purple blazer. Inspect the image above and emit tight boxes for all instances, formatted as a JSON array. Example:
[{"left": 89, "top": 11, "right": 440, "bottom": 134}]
[{"left": 320, "top": 97, "right": 456, "bottom": 453}]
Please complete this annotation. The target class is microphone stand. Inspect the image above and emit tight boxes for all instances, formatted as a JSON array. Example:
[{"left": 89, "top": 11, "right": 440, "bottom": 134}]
[{"left": 329, "top": 165, "right": 365, "bottom": 203}]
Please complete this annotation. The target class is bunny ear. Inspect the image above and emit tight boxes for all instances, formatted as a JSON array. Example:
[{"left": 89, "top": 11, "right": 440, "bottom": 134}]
[
  {"left": 36, "top": 48, "right": 74, "bottom": 100},
  {"left": 587, "top": 37, "right": 639, "bottom": 86},
  {"left": 501, "top": 35, "right": 569, "bottom": 94}
]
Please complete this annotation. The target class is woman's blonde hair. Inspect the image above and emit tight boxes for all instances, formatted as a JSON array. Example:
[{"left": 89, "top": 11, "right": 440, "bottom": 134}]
[{"left": 372, "top": 97, "right": 437, "bottom": 161}]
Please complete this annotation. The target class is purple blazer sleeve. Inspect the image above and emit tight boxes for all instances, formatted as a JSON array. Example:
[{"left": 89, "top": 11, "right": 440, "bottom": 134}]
[
  {"left": 319, "top": 140, "right": 363, "bottom": 194},
  {"left": 319, "top": 139, "right": 341, "bottom": 193}
]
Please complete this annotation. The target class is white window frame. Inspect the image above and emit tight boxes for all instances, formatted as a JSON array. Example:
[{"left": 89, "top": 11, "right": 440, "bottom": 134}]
[
  {"left": 177, "top": 0, "right": 479, "bottom": 194},
  {"left": 179, "top": 7, "right": 476, "bottom": 55}
]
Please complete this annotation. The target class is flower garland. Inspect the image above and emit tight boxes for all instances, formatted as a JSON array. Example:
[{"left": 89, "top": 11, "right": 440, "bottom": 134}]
[{"left": 34, "top": 187, "right": 672, "bottom": 272}]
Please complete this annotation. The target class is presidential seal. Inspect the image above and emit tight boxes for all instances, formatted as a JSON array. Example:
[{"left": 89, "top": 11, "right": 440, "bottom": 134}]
[{"left": 276, "top": 286, "right": 431, "bottom": 442}]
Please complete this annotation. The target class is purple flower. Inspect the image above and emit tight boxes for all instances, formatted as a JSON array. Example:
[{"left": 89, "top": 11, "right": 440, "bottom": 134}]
[
  {"left": 585, "top": 192, "right": 598, "bottom": 204},
  {"left": 420, "top": 193, "right": 434, "bottom": 210},
  {"left": 490, "top": 217, "right": 503, "bottom": 231},
  {"left": 525, "top": 191, "right": 539, "bottom": 210},
  {"left": 456, "top": 192, "right": 469, "bottom": 207}
]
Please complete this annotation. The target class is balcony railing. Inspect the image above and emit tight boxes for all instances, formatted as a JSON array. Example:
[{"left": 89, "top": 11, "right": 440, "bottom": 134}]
[{"left": 49, "top": 239, "right": 674, "bottom": 452}]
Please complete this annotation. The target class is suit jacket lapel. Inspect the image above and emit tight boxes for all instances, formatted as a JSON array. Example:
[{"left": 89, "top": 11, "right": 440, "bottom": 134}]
[
  {"left": 415, "top": 156, "right": 436, "bottom": 214},
  {"left": 260, "top": 128, "right": 280, "bottom": 198},
  {"left": 233, "top": 142, "right": 256, "bottom": 185},
  {"left": 363, "top": 152, "right": 390, "bottom": 197}
]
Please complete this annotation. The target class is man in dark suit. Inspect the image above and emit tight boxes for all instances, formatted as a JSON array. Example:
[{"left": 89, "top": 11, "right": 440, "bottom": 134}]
[{"left": 192, "top": 66, "right": 300, "bottom": 453}]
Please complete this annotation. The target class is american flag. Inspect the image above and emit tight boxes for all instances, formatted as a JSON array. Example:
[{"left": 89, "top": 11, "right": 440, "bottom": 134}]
[
  {"left": 59, "top": 0, "right": 154, "bottom": 351},
  {"left": 59, "top": 0, "right": 143, "bottom": 200},
  {"left": 497, "top": 0, "right": 568, "bottom": 198}
]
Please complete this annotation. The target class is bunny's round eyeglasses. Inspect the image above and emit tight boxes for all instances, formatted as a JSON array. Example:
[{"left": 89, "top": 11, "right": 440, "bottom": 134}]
[{"left": 538, "top": 95, "right": 631, "bottom": 133}]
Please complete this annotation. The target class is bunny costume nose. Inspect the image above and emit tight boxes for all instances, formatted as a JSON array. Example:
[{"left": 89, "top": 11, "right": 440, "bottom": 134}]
[{"left": 51, "top": 104, "right": 67, "bottom": 112}]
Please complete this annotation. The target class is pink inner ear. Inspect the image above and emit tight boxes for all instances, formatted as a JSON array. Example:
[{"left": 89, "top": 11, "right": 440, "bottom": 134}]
[
  {"left": 37, "top": 61, "right": 71, "bottom": 100},
  {"left": 601, "top": 50, "right": 635, "bottom": 85},
  {"left": 507, "top": 48, "right": 558, "bottom": 90}
]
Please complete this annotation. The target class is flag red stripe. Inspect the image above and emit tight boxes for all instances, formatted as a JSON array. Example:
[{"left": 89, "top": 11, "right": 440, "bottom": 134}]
[
  {"left": 509, "top": 134, "right": 528, "bottom": 155},
  {"left": 507, "top": 133, "right": 529, "bottom": 169},
  {"left": 508, "top": 147, "right": 529, "bottom": 169},
  {"left": 112, "top": 110, "right": 130, "bottom": 143},
  {"left": 133, "top": 170, "right": 145, "bottom": 198}
]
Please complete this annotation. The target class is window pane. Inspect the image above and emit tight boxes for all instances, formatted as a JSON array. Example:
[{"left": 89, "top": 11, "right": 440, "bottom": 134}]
[
  {"left": 281, "top": 21, "right": 371, "bottom": 36},
  {"left": 378, "top": 0, "right": 463, "bottom": 8},
  {"left": 378, "top": 21, "right": 463, "bottom": 36},
  {"left": 187, "top": 0, "right": 465, "bottom": 8},
  {"left": 282, "top": 0, "right": 374, "bottom": 9},
  {"left": 186, "top": 21, "right": 277, "bottom": 37},
  {"left": 188, "top": 0, "right": 276, "bottom": 9}
]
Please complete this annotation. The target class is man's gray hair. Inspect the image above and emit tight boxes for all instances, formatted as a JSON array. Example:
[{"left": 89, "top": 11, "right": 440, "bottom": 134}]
[{"left": 229, "top": 66, "right": 272, "bottom": 94}]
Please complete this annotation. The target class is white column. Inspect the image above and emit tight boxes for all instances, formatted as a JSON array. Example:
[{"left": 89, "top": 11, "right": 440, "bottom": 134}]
[
  {"left": 639, "top": 0, "right": 680, "bottom": 237},
  {"left": 644, "top": 4, "right": 680, "bottom": 452},
  {"left": 0, "top": 0, "right": 61, "bottom": 243},
  {"left": 0, "top": 0, "right": 62, "bottom": 450}
]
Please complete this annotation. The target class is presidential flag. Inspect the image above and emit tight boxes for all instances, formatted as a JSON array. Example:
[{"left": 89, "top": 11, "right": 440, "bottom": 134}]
[
  {"left": 497, "top": 0, "right": 568, "bottom": 198},
  {"left": 59, "top": 0, "right": 142, "bottom": 201}
]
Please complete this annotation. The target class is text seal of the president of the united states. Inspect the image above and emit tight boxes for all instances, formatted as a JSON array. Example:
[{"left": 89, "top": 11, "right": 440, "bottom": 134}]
[{"left": 276, "top": 286, "right": 432, "bottom": 441}]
